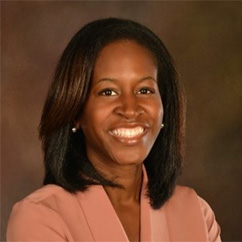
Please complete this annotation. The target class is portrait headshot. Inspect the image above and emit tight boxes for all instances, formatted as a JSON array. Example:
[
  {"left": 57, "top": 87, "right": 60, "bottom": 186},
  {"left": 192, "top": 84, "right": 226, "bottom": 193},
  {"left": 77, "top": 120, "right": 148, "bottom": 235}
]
[{"left": 2, "top": 1, "right": 242, "bottom": 241}]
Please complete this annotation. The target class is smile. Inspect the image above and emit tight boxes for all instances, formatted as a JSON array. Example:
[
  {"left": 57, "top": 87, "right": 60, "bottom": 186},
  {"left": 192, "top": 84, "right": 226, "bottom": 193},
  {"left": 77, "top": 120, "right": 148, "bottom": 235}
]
[{"left": 110, "top": 126, "right": 145, "bottom": 138}]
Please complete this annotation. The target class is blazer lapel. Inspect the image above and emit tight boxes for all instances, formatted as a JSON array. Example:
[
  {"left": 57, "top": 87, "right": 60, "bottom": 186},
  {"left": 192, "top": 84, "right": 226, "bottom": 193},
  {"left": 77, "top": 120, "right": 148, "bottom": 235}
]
[
  {"left": 141, "top": 166, "right": 170, "bottom": 242},
  {"left": 77, "top": 185, "right": 129, "bottom": 242},
  {"left": 140, "top": 166, "right": 151, "bottom": 242},
  {"left": 150, "top": 205, "right": 170, "bottom": 241}
]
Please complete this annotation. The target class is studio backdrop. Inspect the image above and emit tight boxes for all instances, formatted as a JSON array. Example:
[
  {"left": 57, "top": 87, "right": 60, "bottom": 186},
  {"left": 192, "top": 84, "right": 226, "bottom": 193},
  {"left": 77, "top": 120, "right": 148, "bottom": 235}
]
[{"left": 2, "top": 1, "right": 242, "bottom": 241}]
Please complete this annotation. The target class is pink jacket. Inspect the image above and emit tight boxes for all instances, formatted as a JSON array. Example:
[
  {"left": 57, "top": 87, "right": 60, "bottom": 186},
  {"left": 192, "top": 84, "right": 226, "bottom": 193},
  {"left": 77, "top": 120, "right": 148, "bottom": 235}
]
[{"left": 7, "top": 168, "right": 221, "bottom": 242}]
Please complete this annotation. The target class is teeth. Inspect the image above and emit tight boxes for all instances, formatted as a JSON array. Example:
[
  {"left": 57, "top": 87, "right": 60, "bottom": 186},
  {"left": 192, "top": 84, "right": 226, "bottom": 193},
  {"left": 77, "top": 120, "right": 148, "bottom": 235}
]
[{"left": 111, "top": 127, "right": 144, "bottom": 138}]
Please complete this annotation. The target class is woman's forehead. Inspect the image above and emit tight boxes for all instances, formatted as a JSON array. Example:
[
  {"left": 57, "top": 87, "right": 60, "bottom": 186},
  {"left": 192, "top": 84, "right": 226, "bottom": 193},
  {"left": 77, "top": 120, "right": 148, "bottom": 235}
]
[{"left": 91, "top": 40, "right": 157, "bottom": 85}]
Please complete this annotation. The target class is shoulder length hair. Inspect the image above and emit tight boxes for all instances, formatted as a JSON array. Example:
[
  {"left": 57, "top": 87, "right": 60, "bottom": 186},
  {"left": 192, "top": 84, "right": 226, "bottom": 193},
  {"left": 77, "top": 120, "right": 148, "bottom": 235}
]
[{"left": 39, "top": 18, "right": 185, "bottom": 209}]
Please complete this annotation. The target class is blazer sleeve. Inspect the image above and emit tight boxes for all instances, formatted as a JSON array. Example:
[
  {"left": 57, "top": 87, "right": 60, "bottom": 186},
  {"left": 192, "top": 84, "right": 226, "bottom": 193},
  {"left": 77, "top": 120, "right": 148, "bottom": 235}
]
[
  {"left": 7, "top": 200, "right": 67, "bottom": 242},
  {"left": 198, "top": 196, "right": 221, "bottom": 242}
]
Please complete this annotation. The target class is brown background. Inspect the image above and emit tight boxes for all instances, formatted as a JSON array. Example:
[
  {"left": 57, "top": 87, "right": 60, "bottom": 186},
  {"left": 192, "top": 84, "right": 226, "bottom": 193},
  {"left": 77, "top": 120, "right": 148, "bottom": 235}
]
[{"left": 1, "top": 1, "right": 242, "bottom": 241}]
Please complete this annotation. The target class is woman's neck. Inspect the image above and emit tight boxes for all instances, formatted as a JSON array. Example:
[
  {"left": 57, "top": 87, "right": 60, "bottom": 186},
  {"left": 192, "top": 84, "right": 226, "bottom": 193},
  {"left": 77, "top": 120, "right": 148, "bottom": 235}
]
[{"left": 104, "top": 164, "right": 143, "bottom": 206}]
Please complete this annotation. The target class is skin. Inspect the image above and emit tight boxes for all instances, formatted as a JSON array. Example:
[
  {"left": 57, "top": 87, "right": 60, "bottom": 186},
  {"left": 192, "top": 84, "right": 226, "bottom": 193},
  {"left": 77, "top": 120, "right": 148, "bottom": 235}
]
[{"left": 78, "top": 40, "right": 164, "bottom": 242}]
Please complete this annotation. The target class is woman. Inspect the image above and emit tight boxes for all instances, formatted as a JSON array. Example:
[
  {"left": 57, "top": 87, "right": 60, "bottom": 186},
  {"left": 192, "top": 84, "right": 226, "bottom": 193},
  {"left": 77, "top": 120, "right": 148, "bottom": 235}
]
[{"left": 7, "top": 18, "right": 221, "bottom": 242}]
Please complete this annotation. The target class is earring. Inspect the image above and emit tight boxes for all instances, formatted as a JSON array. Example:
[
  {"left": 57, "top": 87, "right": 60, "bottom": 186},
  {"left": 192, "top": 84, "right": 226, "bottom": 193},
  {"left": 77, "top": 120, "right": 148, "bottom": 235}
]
[
  {"left": 72, "top": 127, "right": 77, "bottom": 133},
  {"left": 161, "top": 123, "right": 164, "bottom": 129}
]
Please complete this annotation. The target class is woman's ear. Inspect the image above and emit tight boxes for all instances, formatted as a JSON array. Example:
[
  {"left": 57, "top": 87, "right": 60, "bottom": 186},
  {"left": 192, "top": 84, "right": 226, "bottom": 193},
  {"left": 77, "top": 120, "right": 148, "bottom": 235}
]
[{"left": 75, "top": 121, "right": 82, "bottom": 130}]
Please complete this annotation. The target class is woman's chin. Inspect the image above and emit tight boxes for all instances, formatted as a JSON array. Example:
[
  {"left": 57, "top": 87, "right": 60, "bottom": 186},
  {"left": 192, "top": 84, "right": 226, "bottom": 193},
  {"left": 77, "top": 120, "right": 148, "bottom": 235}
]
[{"left": 112, "top": 154, "right": 147, "bottom": 167}]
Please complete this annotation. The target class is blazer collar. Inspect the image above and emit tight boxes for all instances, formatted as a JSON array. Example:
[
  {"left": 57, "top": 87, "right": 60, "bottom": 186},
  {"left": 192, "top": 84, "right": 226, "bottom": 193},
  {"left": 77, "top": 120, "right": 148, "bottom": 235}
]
[{"left": 77, "top": 165, "right": 170, "bottom": 242}]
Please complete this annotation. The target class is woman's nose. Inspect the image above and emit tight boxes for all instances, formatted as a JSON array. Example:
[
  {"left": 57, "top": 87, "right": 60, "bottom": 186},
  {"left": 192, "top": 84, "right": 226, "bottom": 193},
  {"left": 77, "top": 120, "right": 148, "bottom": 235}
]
[{"left": 114, "top": 94, "right": 144, "bottom": 120}]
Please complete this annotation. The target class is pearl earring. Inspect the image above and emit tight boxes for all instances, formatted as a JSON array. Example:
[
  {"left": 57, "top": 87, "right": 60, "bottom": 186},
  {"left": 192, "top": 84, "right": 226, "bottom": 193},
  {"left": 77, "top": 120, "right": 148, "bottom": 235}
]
[
  {"left": 72, "top": 127, "right": 77, "bottom": 133},
  {"left": 161, "top": 123, "right": 164, "bottom": 129}
]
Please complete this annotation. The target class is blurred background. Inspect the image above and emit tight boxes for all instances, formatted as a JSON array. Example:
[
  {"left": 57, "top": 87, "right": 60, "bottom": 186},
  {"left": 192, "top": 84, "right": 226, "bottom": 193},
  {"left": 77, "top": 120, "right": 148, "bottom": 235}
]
[{"left": 1, "top": 1, "right": 242, "bottom": 241}]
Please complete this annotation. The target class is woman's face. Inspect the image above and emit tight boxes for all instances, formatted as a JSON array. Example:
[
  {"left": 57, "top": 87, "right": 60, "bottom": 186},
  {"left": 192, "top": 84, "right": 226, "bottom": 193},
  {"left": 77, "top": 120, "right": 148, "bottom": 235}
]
[{"left": 78, "top": 40, "right": 163, "bottom": 170}]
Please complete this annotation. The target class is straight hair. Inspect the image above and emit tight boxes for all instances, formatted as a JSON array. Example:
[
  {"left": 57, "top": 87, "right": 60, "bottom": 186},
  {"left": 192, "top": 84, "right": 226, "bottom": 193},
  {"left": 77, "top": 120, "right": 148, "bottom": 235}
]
[{"left": 39, "top": 18, "right": 185, "bottom": 209}]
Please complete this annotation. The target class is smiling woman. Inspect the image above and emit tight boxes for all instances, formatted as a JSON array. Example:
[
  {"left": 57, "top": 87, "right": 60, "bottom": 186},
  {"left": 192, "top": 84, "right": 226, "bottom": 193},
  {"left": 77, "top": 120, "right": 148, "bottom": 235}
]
[
  {"left": 7, "top": 18, "right": 221, "bottom": 242},
  {"left": 79, "top": 40, "right": 163, "bottom": 171}
]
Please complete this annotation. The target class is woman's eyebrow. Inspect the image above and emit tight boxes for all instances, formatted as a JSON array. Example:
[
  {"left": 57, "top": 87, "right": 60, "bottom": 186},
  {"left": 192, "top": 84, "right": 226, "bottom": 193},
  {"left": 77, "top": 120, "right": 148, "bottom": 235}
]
[
  {"left": 95, "top": 78, "right": 118, "bottom": 85},
  {"left": 95, "top": 76, "right": 157, "bottom": 85},
  {"left": 139, "top": 76, "right": 157, "bottom": 83}
]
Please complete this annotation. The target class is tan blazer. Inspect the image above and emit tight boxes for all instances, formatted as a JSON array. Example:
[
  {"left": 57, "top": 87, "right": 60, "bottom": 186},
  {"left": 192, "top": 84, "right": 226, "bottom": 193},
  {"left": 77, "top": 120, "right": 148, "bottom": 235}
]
[{"left": 7, "top": 167, "right": 221, "bottom": 242}]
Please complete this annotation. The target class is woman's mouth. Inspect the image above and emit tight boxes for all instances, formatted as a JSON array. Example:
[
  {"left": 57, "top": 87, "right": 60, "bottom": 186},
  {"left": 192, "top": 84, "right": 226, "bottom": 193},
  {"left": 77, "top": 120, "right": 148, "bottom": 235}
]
[{"left": 110, "top": 126, "right": 145, "bottom": 139}]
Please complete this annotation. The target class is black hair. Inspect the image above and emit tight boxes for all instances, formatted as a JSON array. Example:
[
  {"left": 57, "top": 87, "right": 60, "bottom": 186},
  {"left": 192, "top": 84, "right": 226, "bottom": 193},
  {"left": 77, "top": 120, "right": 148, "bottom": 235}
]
[{"left": 39, "top": 18, "right": 185, "bottom": 209}]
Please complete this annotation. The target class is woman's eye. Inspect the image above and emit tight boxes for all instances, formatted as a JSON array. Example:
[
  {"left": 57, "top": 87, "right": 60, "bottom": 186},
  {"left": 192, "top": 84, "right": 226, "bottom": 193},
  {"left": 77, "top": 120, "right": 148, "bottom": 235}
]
[
  {"left": 137, "top": 88, "right": 155, "bottom": 95},
  {"left": 99, "top": 89, "right": 117, "bottom": 96}
]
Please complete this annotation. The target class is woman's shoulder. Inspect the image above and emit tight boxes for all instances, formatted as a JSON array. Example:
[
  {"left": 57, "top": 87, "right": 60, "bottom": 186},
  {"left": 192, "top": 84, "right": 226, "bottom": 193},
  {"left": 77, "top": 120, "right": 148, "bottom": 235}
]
[
  {"left": 9, "top": 185, "right": 69, "bottom": 215},
  {"left": 7, "top": 185, "right": 78, "bottom": 241},
  {"left": 173, "top": 184, "right": 197, "bottom": 197},
  {"left": 168, "top": 185, "right": 215, "bottom": 216},
  {"left": 171, "top": 185, "right": 215, "bottom": 211},
  {"left": 16, "top": 184, "right": 73, "bottom": 204},
  {"left": 10, "top": 184, "right": 79, "bottom": 218},
  {"left": 165, "top": 185, "right": 221, "bottom": 242}
]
